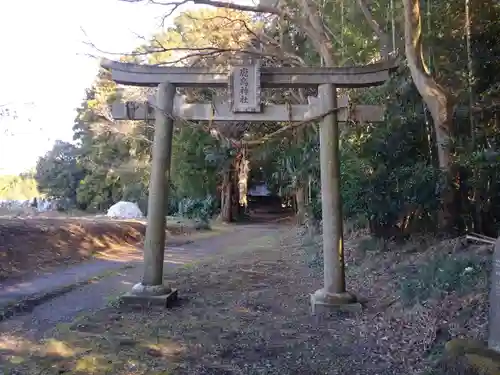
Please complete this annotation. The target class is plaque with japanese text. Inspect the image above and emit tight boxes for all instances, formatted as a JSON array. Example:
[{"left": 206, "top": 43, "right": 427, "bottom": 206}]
[{"left": 229, "top": 62, "right": 261, "bottom": 113}]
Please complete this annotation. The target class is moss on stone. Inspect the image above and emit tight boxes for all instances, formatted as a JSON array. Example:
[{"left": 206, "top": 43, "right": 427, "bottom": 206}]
[{"left": 436, "top": 338, "right": 500, "bottom": 375}]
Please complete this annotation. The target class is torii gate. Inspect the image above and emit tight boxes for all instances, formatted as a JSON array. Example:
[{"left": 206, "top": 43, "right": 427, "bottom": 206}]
[{"left": 101, "top": 57, "right": 397, "bottom": 313}]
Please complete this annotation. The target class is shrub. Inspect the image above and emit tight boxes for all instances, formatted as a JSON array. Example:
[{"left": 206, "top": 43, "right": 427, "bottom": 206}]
[
  {"left": 177, "top": 195, "right": 218, "bottom": 226},
  {"left": 398, "top": 253, "right": 488, "bottom": 306}
]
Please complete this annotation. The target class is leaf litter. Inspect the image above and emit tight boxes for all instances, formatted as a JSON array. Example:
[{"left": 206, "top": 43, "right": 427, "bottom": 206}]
[{"left": 0, "top": 227, "right": 491, "bottom": 374}]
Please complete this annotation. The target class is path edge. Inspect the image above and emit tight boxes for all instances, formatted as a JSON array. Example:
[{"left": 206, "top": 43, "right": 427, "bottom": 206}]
[{"left": 0, "top": 264, "right": 135, "bottom": 323}]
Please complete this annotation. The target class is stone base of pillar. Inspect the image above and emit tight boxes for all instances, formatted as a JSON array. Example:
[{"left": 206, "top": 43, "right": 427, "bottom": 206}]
[
  {"left": 120, "top": 283, "right": 178, "bottom": 308},
  {"left": 310, "top": 289, "right": 362, "bottom": 315}
]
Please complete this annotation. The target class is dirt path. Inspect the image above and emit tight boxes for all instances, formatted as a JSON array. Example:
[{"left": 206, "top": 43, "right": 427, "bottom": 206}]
[
  {"left": 0, "top": 225, "right": 488, "bottom": 374},
  {"left": 0, "top": 223, "right": 284, "bottom": 341},
  {"left": 0, "top": 225, "right": 406, "bottom": 375}
]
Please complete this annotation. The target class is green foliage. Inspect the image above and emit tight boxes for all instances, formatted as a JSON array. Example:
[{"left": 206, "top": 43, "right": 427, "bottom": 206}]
[
  {"left": 34, "top": 77, "right": 153, "bottom": 213},
  {"left": 177, "top": 196, "right": 218, "bottom": 226},
  {"left": 351, "top": 69, "right": 441, "bottom": 237},
  {"left": 256, "top": 133, "right": 319, "bottom": 198},
  {"left": 261, "top": 70, "right": 445, "bottom": 239},
  {"left": 76, "top": 171, "right": 123, "bottom": 211},
  {"left": 77, "top": 68, "right": 158, "bottom": 212},
  {"left": 35, "top": 141, "right": 85, "bottom": 205},
  {"left": 398, "top": 253, "right": 488, "bottom": 306},
  {"left": 171, "top": 126, "right": 219, "bottom": 199},
  {"left": 0, "top": 172, "right": 38, "bottom": 201}
]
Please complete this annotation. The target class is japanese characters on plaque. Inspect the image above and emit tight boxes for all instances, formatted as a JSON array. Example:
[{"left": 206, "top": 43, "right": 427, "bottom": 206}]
[
  {"left": 230, "top": 62, "right": 261, "bottom": 113},
  {"left": 239, "top": 67, "right": 250, "bottom": 104}
]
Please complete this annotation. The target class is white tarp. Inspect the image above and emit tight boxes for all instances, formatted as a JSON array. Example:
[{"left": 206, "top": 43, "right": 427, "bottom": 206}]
[{"left": 106, "top": 201, "right": 144, "bottom": 219}]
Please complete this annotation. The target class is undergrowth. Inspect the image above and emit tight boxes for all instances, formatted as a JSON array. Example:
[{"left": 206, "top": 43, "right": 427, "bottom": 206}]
[
  {"left": 303, "top": 231, "right": 489, "bottom": 308},
  {"left": 397, "top": 252, "right": 489, "bottom": 306}
]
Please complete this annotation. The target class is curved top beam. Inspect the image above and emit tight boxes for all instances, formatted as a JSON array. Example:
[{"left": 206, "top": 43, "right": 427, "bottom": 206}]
[{"left": 100, "top": 58, "right": 399, "bottom": 88}]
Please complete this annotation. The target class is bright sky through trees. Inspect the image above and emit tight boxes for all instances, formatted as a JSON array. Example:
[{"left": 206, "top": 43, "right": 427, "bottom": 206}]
[{"left": 0, "top": 0, "right": 185, "bottom": 174}]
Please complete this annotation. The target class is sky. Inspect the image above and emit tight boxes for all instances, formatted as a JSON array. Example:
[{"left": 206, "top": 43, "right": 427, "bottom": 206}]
[{"left": 0, "top": 0, "right": 199, "bottom": 175}]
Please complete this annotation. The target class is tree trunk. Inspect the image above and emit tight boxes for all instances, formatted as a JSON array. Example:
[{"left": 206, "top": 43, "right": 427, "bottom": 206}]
[
  {"left": 231, "top": 168, "right": 240, "bottom": 220},
  {"left": 295, "top": 186, "right": 306, "bottom": 225},
  {"left": 295, "top": 128, "right": 307, "bottom": 226},
  {"left": 402, "top": 0, "right": 455, "bottom": 230},
  {"left": 221, "top": 170, "right": 232, "bottom": 223}
]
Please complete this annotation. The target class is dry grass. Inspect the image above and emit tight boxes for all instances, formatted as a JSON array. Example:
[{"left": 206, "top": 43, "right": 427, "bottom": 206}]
[{"left": 0, "top": 229, "right": 491, "bottom": 375}]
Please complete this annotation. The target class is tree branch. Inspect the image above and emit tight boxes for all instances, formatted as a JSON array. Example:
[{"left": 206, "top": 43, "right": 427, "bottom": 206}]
[
  {"left": 356, "top": 0, "right": 391, "bottom": 58},
  {"left": 193, "top": 0, "right": 281, "bottom": 14},
  {"left": 120, "top": 0, "right": 332, "bottom": 65},
  {"left": 173, "top": 13, "right": 306, "bottom": 66}
]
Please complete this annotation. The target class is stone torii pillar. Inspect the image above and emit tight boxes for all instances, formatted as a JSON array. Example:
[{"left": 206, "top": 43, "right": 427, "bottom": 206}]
[
  {"left": 312, "top": 84, "right": 354, "bottom": 312},
  {"left": 121, "top": 82, "right": 179, "bottom": 306},
  {"left": 101, "top": 57, "right": 397, "bottom": 311}
]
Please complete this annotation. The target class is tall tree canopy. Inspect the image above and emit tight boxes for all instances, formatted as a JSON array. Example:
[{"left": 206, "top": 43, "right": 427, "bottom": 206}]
[{"left": 35, "top": 0, "right": 500, "bottom": 235}]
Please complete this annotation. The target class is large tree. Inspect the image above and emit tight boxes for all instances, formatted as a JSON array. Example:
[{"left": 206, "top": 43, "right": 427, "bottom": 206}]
[{"left": 35, "top": 140, "right": 85, "bottom": 205}]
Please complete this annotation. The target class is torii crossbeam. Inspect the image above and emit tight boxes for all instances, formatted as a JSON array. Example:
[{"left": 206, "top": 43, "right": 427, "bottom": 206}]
[
  {"left": 101, "top": 56, "right": 397, "bottom": 313},
  {"left": 101, "top": 58, "right": 396, "bottom": 88},
  {"left": 111, "top": 93, "right": 385, "bottom": 124}
]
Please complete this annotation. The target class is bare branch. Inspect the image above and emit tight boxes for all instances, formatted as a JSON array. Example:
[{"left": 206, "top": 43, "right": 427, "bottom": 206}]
[
  {"left": 121, "top": 0, "right": 191, "bottom": 25},
  {"left": 181, "top": 13, "right": 307, "bottom": 66},
  {"left": 120, "top": 0, "right": 332, "bottom": 66},
  {"left": 356, "top": 0, "right": 385, "bottom": 38},
  {"left": 84, "top": 37, "right": 290, "bottom": 67},
  {"left": 160, "top": 0, "right": 191, "bottom": 25},
  {"left": 356, "top": 0, "right": 390, "bottom": 58},
  {"left": 82, "top": 26, "right": 297, "bottom": 67},
  {"left": 183, "top": 13, "right": 260, "bottom": 44},
  {"left": 121, "top": 0, "right": 281, "bottom": 14},
  {"left": 193, "top": 0, "right": 281, "bottom": 14}
]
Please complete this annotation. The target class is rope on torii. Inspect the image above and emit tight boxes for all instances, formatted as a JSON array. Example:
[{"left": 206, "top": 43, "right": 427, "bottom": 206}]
[
  {"left": 131, "top": 97, "right": 361, "bottom": 149},
  {"left": 239, "top": 102, "right": 357, "bottom": 147}
]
